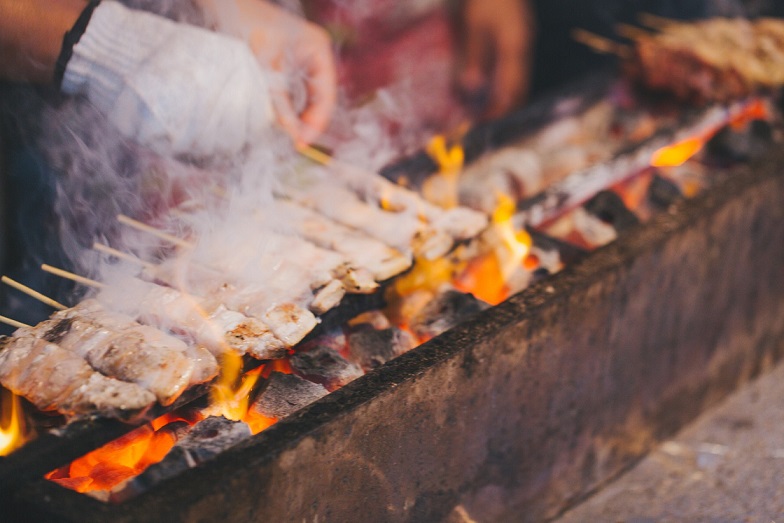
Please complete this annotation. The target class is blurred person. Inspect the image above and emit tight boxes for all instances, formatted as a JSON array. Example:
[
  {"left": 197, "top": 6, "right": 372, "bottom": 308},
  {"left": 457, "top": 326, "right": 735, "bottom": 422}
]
[
  {"left": 310, "top": 0, "right": 736, "bottom": 130},
  {"left": 0, "top": 0, "right": 336, "bottom": 154},
  {"left": 0, "top": 0, "right": 337, "bottom": 331}
]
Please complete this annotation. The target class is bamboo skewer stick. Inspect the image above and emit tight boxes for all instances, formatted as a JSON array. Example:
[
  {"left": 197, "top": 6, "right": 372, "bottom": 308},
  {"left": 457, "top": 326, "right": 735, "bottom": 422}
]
[
  {"left": 0, "top": 315, "right": 31, "bottom": 330},
  {"left": 296, "top": 143, "right": 333, "bottom": 167},
  {"left": 615, "top": 23, "right": 653, "bottom": 40},
  {"left": 93, "top": 243, "right": 155, "bottom": 270},
  {"left": 1, "top": 276, "right": 67, "bottom": 310},
  {"left": 41, "top": 264, "right": 105, "bottom": 290},
  {"left": 117, "top": 214, "right": 193, "bottom": 249},
  {"left": 571, "top": 29, "right": 632, "bottom": 58},
  {"left": 638, "top": 13, "right": 678, "bottom": 30}
]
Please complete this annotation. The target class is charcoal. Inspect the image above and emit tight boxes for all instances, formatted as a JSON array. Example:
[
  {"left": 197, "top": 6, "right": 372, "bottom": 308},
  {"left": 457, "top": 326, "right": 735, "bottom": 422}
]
[
  {"left": 583, "top": 190, "right": 640, "bottom": 233},
  {"left": 532, "top": 268, "right": 551, "bottom": 283},
  {"left": 175, "top": 416, "right": 252, "bottom": 462},
  {"left": 647, "top": 173, "right": 683, "bottom": 210},
  {"left": 114, "top": 417, "right": 251, "bottom": 502},
  {"left": 251, "top": 372, "right": 328, "bottom": 419},
  {"left": 347, "top": 327, "right": 416, "bottom": 372},
  {"left": 706, "top": 120, "right": 773, "bottom": 164},
  {"left": 290, "top": 344, "right": 364, "bottom": 391},
  {"left": 410, "top": 290, "right": 489, "bottom": 340},
  {"left": 528, "top": 228, "right": 588, "bottom": 266}
]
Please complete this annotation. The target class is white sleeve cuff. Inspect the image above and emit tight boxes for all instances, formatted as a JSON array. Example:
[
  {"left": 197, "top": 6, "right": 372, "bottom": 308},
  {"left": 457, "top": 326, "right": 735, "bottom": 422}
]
[{"left": 61, "top": 1, "right": 179, "bottom": 113}]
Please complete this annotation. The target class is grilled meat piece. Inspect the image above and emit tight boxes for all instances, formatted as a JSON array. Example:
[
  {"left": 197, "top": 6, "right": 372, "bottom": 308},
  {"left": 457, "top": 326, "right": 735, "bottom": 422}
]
[
  {"left": 627, "top": 18, "right": 784, "bottom": 103},
  {"left": 25, "top": 302, "right": 198, "bottom": 406},
  {"left": 0, "top": 336, "right": 155, "bottom": 419}
]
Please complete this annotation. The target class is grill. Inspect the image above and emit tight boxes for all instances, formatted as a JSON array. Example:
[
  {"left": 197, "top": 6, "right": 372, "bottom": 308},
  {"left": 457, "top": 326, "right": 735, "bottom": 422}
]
[{"left": 2, "top": 72, "right": 784, "bottom": 522}]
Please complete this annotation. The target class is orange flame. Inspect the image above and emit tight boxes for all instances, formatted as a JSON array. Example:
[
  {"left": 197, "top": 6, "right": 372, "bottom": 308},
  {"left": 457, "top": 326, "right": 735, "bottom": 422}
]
[
  {"left": 423, "top": 135, "right": 465, "bottom": 209},
  {"left": 0, "top": 388, "right": 30, "bottom": 456},
  {"left": 651, "top": 99, "right": 770, "bottom": 168},
  {"left": 45, "top": 411, "right": 201, "bottom": 493},
  {"left": 454, "top": 193, "right": 533, "bottom": 305},
  {"left": 210, "top": 352, "right": 262, "bottom": 422},
  {"left": 650, "top": 137, "right": 705, "bottom": 168}
]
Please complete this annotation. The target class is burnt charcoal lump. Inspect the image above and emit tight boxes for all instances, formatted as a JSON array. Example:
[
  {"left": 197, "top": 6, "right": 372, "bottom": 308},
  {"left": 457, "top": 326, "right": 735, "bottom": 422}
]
[
  {"left": 584, "top": 190, "right": 640, "bottom": 233},
  {"left": 172, "top": 416, "right": 252, "bottom": 463},
  {"left": 647, "top": 173, "right": 683, "bottom": 210},
  {"left": 410, "top": 290, "right": 489, "bottom": 340},
  {"left": 706, "top": 119, "right": 773, "bottom": 164},
  {"left": 347, "top": 327, "right": 416, "bottom": 372},
  {"left": 118, "top": 417, "right": 251, "bottom": 501},
  {"left": 251, "top": 372, "right": 328, "bottom": 419},
  {"left": 290, "top": 344, "right": 364, "bottom": 391}
]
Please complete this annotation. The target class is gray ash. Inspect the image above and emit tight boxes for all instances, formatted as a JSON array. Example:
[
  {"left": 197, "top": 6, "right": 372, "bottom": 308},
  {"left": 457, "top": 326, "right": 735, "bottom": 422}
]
[
  {"left": 347, "top": 327, "right": 416, "bottom": 372},
  {"left": 410, "top": 290, "right": 489, "bottom": 340},
  {"left": 251, "top": 372, "right": 328, "bottom": 420},
  {"left": 290, "top": 342, "right": 364, "bottom": 392}
]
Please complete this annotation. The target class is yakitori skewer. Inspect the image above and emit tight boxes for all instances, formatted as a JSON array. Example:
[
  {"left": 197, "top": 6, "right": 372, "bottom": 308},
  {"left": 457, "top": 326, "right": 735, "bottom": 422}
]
[
  {"left": 0, "top": 315, "right": 30, "bottom": 330},
  {"left": 41, "top": 261, "right": 288, "bottom": 361},
  {"left": 571, "top": 28, "right": 632, "bottom": 58},
  {"left": 93, "top": 242, "right": 155, "bottom": 270},
  {"left": 41, "top": 264, "right": 104, "bottom": 289},
  {"left": 117, "top": 214, "right": 192, "bottom": 249},
  {"left": 1, "top": 276, "right": 66, "bottom": 310},
  {"left": 615, "top": 23, "right": 653, "bottom": 40}
]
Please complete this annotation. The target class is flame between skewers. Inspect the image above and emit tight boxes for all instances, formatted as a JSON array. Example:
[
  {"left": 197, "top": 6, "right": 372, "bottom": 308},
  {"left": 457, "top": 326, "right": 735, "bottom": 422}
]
[
  {"left": 0, "top": 388, "right": 30, "bottom": 456},
  {"left": 423, "top": 135, "right": 465, "bottom": 209}
]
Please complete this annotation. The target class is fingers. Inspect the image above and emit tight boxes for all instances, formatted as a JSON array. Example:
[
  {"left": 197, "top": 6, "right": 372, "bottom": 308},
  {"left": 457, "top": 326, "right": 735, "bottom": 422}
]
[
  {"left": 457, "top": 0, "right": 535, "bottom": 119},
  {"left": 486, "top": 31, "right": 531, "bottom": 118},
  {"left": 295, "top": 31, "right": 337, "bottom": 145}
]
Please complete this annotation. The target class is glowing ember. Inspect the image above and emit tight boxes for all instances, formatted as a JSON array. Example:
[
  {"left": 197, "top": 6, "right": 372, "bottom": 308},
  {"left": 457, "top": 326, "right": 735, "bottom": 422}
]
[
  {"left": 45, "top": 412, "right": 201, "bottom": 493},
  {"left": 652, "top": 98, "right": 770, "bottom": 168},
  {"left": 0, "top": 388, "right": 30, "bottom": 456},
  {"left": 650, "top": 137, "right": 705, "bottom": 168},
  {"left": 454, "top": 254, "right": 507, "bottom": 305}
]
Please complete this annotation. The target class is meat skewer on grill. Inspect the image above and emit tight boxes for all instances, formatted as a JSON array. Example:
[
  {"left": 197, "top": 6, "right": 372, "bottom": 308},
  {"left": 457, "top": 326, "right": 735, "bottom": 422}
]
[
  {"left": 294, "top": 148, "right": 489, "bottom": 255},
  {"left": 0, "top": 335, "right": 156, "bottom": 419},
  {"left": 580, "top": 17, "right": 784, "bottom": 104},
  {"left": 279, "top": 177, "right": 455, "bottom": 260},
  {"left": 95, "top": 273, "right": 290, "bottom": 360},
  {"left": 42, "top": 261, "right": 288, "bottom": 362},
  {"left": 145, "top": 261, "right": 319, "bottom": 347},
  {"left": 13, "top": 300, "right": 201, "bottom": 406},
  {"left": 266, "top": 200, "right": 413, "bottom": 281},
  {"left": 119, "top": 214, "right": 374, "bottom": 316}
]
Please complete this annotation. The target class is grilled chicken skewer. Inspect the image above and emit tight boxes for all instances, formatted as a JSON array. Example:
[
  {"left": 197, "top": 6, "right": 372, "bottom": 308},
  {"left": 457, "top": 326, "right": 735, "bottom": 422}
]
[
  {"left": 97, "top": 277, "right": 289, "bottom": 360},
  {"left": 279, "top": 177, "right": 454, "bottom": 260},
  {"left": 15, "top": 300, "right": 212, "bottom": 406},
  {"left": 623, "top": 17, "right": 784, "bottom": 103},
  {"left": 0, "top": 335, "right": 156, "bottom": 419},
  {"left": 328, "top": 164, "right": 489, "bottom": 242},
  {"left": 263, "top": 200, "right": 413, "bottom": 281},
  {"left": 41, "top": 261, "right": 288, "bottom": 362},
  {"left": 145, "top": 261, "right": 319, "bottom": 347}
]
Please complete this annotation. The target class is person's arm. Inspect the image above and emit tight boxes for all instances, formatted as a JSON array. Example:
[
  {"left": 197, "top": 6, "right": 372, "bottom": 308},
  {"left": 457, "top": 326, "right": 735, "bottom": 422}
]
[
  {"left": 196, "top": 0, "right": 336, "bottom": 145},
  {"left": 0, "top": 0, "right": 85, "bottom": 84},
  {"left": 456, "top": 0, "right": 536, "bottom": 119}
]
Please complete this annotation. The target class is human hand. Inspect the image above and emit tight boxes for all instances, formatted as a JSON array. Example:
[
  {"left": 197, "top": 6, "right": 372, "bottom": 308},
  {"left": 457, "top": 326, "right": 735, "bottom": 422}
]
[
  {"left": 61, "top": 1, "right": 274, "bottom": 159},
  {"left": 456, "top": 0, "right": 536, "bottom": 119},
  {"left": 201, "top": 0, "right": 337, "bottom": 145}
]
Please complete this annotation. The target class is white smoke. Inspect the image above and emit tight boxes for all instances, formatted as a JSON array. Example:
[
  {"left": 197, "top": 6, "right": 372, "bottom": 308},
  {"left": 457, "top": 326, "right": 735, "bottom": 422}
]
[{"left": 1, "top": 0, "right": 439, "bottom": 331}]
